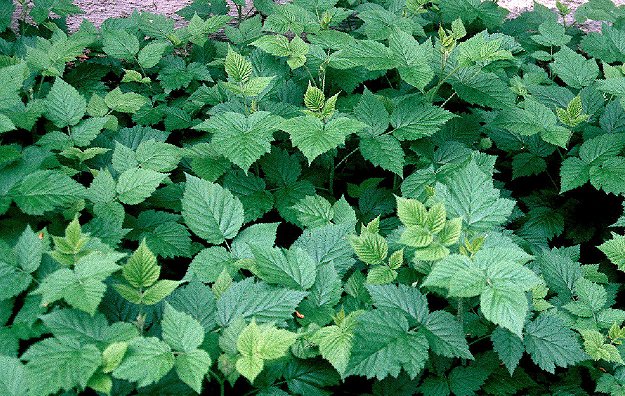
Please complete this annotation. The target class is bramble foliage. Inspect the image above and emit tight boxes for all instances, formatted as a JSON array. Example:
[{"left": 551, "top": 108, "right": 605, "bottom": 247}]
[{"left": 3, "top": 0, "right": 625, "bottom": 394}]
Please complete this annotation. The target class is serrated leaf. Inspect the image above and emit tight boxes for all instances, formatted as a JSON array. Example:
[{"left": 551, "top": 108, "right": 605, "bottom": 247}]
[
  {"left": 599, "top": 233, "right": 625, "bottom": 271},
  {"left": 0, "top": 356, "right": 26, "bottom": 396},
  {"left": 391, "top": 99, "right": 455, "bottom": 141},
  {"left": 102, "top": 30, "right": 139, "bottom": 61},
  {"left": 251, "top": 246, "right": 316, "bottom": 290},
  {"left": 346, "top": 310, "right": 429, "bottom": 380},
  {"left": 142, "top": 280, "right": 180, "bottom": 305},
  {"left": 138, "top": 40, "right": 170, "bottom": 69},
  {"left": 123, "top": 240, "right": 159, "bottom": 288},
  {"left": 491, "top": 327, "right": 524, "bottom": 375},
  {"left": 105, "top": 88, "right": 149, "bottom": 113},
  {"left": 194, "top": 111, "right": 283, "bottom": 172},
  {"left": 524, "top": 314, "right": 586, "bottom": 373},
  {"left": 45, "top": 78, "right": 86, "bottom": 128},
  {"left": 116, "top": 168, "right": 166, "bottom": 205},
  {"left": 22, "top": 338, "right": 101, "bottom": 396},
  {"left": 113, "top": 337, "right": 174, "bottom": 387},
  {"left": 175, "top": 349, "right": 211, "bottom": 393},
  {"left": 182, "top": 174, "right": 244, "bottom": 244},
  {"left": 162, "top": 303, "right": 204, "bottom": 352},
  {"left": 216, "top": 278, "right": 307, "bottom": 326},
  {"left": 281, "top": 116, "right": 366, "bottom": 163}
]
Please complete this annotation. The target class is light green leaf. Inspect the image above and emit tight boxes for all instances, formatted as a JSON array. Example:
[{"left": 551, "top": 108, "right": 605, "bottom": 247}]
[
  {"left": 311, "top": 312, "right": 361, "bottom": 377},
  {"left": 236, "top": 319, "right": 297, "bottom": 382},
  {"left": 599, "top": 233, "right": 625, "bottom": 271}
]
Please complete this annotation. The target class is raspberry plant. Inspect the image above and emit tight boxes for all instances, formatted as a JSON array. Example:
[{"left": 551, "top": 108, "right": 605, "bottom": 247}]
[{"left": 2, "top": 0, "right": 625, "bottom": 394}]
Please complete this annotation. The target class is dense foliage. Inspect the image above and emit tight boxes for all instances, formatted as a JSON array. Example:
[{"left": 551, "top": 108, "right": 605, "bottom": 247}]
[{"left": 3, "top": 0, "right": 625, "bottom": 394}]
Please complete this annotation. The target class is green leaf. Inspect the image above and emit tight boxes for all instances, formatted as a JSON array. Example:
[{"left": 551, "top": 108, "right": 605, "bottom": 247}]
[
  {"left": 136, "top": 140, "right": 181, "bottom": 172},
  {"left": 138, "top": 40, "right": 170, "bottom": 69},
  {"left": 450, "top": 69, "right": 515, "bottom": 109},
  {"left": 422, "top": 310, "right": 472, "bottom": 359},
  {"left": 102, "top": 30, "right": 140, "bottom": 61},
  {"left": 45, "top": 78, "right": 86, "bottom": 128},
  {"left": 101, "top": 346, "right": 134, "bottom": 376},
  {"left": 22, "top": 338, "right": 101, "bottom": 396},
  {"left": 14, "top": 225, "right": 43, "bottom": 273},
  {"left": 389, "top": 30, "right": 433, "bottom": 90},
  {"left": 551, "top": 46, "right": 599, "bottom": 89},
  {"left": 560, "top": 157, "right": 590, "bottom": 193},
  {"left": 349, "top": 230, "right": 388, "bottom": 266},
  {"left": 36, "top": 251, "right": 124, "bottom": 314},
  {"left": 193, "top": 111, "right": 283, "bottom": 172},
  {"left": 182, "top": 174, "right": 245, "bottom": 244},
  {"left": 292, "top": 195, "right": 333, "bottom": 228},
  {"left": 123, "top": 240, "right": 160, "bottom": 288},
  {"left": 354, "top": 89, "right": 389, "bottom": 136},
  {"left": 142, "top": 279, "right": 181, "bottom": 305},
  {"left": 281, "top": 116, "right": 366, "bottom": 163},
  {"left": 581, "top": 329, "right": 624, "bottom": 364},
  {"left": 524, "top": 314, "right": 586, "bottom": 373},
  {"left": 162, "top": 303, "right": 205, "bottom": 352},
  {"left": 436, "top": 160, "right": 515, "bottom": 231},
  {"left": 480, "top": 284, "right": 528, "bottom": 338},
  {"left": 175, "top": 349, "right": 212, "bottom": 393},
  {"left": 216, "top": 278, "right": 307, "bottom": 326},
  {"left": 113, "top": 337, "right": 174, "bottom": 387},
  {"left": 367, "top": 284, "right": 428, "bottom": 324},
  {"left": 251, "top": 246, "right": 317, "bottom": 290},
  {"left": 580, "top": 133, "right": 625, "bottom": 165},
  {"left": 116, "top": 168, "right": 166, "bottom": 205},
  {"left": 346, "top": 310, "right": 429, "bottom": 379},
  {"left": 359, "top": 134, "right": 404, "bottom": 176},
  {"left": 225, "top": 47, "right": 252, "bottom": 83},
  {"left": 311, "top": 312, "right": 361, "bottom": 377},
  {"left": 105, "top": 88, "right": 149, "bottom": 113},
  {"left": 391, "top": 99, "right": 455, "bottom": 141},
  {"left": 589, "top": 157, "right": 625, "bottom": 195},
  {"left": 71, "top": 117, "right": 108, "bottom": 147},
  {"left": 0, "top": 356, "right": 25, "bottom": 396},
  {"left": 599, "top": 233, "right": 625, "bottom": 271},
  {"left": 40, "top": 309, "right": 137, "bottom": 347},
  {"left": 251, "top": 34, "right": 309, "bottom": 69},
  {"left": 236, "top": 319, "right": 297, "bottom": 382},
  {"left": 491, "top": 327, "right": 524, "bottom": 375},
  {"left": 168, "top": 279, "right": 217, "bottom": 331},
  {"left": 333, "top": 40, "right": 397, "bottom": 71}
]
